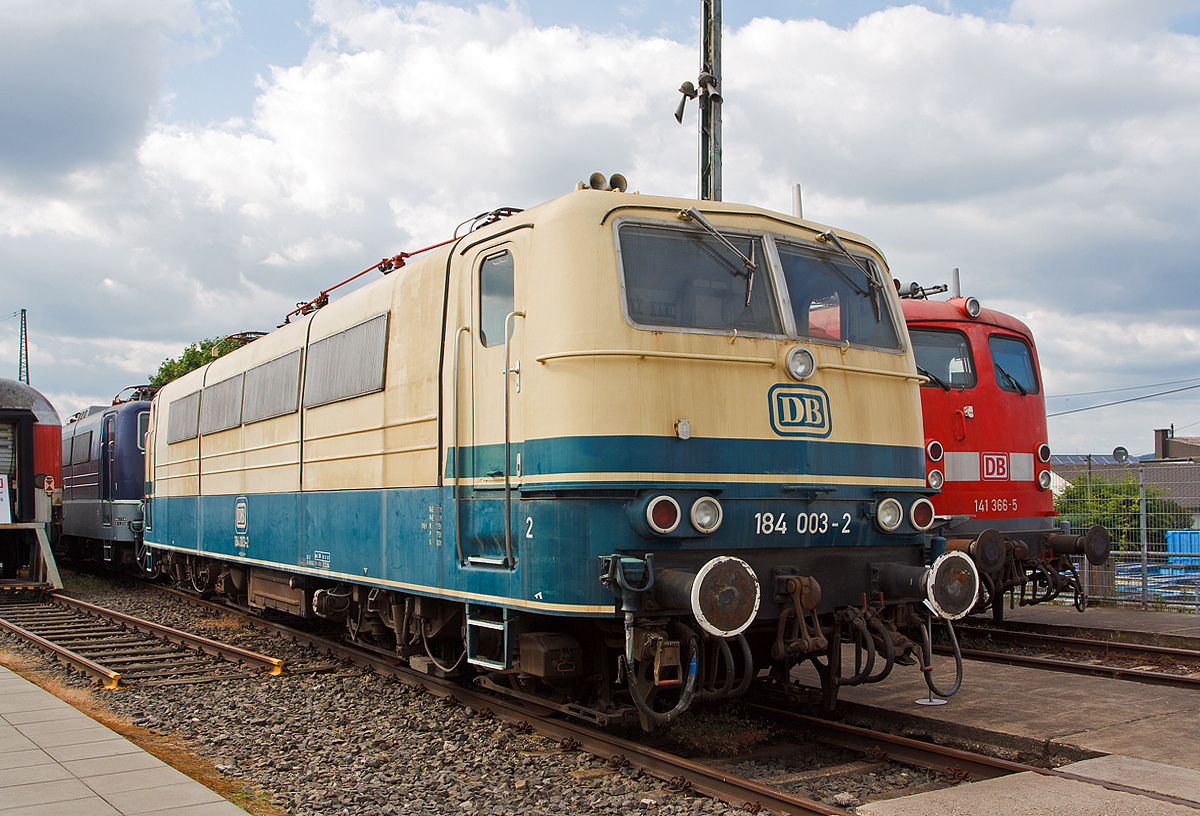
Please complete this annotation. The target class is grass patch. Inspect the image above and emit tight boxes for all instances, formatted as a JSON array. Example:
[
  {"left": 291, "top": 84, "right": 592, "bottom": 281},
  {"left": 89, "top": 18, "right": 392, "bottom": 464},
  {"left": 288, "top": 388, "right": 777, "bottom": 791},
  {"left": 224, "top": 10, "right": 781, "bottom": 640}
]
[
  {"left": 59, "top": 568, "right": 140, "bottom": 595},
  {"left": 661, "top": 708, "right": 776, "bottom": 758}
]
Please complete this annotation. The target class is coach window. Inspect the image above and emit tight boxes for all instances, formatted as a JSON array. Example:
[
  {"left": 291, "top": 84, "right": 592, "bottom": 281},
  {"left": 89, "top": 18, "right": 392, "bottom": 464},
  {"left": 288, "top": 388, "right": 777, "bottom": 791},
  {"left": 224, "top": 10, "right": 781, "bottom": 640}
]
[
  {"left": 909, "top": 329, "right": 976, "bottom": 389},
  {"left": 989, "top": 335, "right": 1039, "bottom": 395},
  {"left": 479, "top": 250, "right": 514, "bottom": 348}
]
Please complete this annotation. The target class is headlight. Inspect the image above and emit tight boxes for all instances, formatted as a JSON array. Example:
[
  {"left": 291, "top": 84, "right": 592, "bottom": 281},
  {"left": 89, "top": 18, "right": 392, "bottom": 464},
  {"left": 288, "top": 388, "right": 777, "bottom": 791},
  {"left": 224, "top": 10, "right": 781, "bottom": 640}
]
[
  {"left": 785, "top": 347, "right": 816, "bottom": 381},
  {"left": 875, "top": 497, "right": 903, "bottom": 532},
  {"left": 927, "top": 468, "right": 944, "bottom": 490},
  {"left": 910, "top": 498, "right": 936, "bottom": 531},
  {"left": 690, "top": 497, "right": 723, "bottom": 534},
  {"left": 646, "top": 495, "right": 681, "bottom": 534},
  {"left": 926, "top": 440, "right": 944, "bottom": 462},
  {"left": 964, "top": 297, "right": 982, "bottom": 318},
  {"left": 1038, "top": 443, "right": 1051, "bottom": 463},
  {"left": 1038, "top": 470, "right": 1052, "bottom": 491}
]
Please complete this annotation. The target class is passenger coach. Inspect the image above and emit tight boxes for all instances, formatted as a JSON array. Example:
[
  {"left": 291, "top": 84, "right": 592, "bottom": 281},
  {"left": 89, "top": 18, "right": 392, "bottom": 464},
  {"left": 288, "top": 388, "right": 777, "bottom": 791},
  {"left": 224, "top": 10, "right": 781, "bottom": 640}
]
[{"left": 145, "top": 186, "right": 978, "bottom": 726}]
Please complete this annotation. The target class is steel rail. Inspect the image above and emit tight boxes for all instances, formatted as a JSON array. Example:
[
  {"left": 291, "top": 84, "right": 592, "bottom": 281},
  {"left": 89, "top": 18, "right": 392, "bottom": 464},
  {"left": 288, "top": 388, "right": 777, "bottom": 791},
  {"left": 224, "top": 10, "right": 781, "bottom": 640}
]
[
  {"left": 743, "top": 704, "right": 1200, "bottom": 810},
  {"left": 0, "top": 612, "right": 122, "bottom": 689},
  {"left": 51, "top": 594, "right": 285, "bottom": 676},
  {"left": 742, "top": 702, "right": 1014, "bottom": 782},
  {"left": 147, "top": 585, "right": 849, "bottom": 816},
  {"left": 953, "top": 624, "right": 1200, "bottom": 662},
  {"left": 937, "top": 644, "right": 1200, "bottom": 689},
  {"left": 939, "top": 625, "right": 1200, "bottom": 689},
  {"left": 149, "top": 584, "right": 1200, "bottom": 811}
]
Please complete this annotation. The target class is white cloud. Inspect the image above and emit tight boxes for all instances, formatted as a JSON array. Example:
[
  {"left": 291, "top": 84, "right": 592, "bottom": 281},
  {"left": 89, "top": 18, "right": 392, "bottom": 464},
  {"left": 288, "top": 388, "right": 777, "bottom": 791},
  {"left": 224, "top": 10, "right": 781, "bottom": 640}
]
[{"left": 1, "top": 1, "right": 1197, "bottom": 453}]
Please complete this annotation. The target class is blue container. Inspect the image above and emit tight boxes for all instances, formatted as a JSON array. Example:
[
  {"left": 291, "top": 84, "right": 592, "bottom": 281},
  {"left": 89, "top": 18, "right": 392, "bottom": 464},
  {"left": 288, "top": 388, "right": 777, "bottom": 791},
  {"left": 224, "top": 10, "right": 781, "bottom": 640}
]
[{"left": 1166, "top": 530, "right": 1200, "bottom": 565}]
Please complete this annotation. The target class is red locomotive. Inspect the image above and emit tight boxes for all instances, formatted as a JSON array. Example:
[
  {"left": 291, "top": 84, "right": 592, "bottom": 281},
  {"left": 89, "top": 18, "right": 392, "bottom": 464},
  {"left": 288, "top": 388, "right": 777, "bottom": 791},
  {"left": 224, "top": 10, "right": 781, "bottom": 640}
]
[
  {"left": 899, "top": 281, "right": 1109, "bottom": 620},
  {"left": 0, "top": 377, "right": 62, "bottom": 588}
]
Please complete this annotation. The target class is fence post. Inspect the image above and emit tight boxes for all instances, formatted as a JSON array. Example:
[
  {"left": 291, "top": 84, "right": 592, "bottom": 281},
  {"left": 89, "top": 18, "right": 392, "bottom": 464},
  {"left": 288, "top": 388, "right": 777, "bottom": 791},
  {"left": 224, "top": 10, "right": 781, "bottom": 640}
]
[
  {"left": 1084, "top": 454, "right": 1092, "bottom": 597},
  {"left": 1140, "top": 463, "right": 1148, "bottom": 610}
]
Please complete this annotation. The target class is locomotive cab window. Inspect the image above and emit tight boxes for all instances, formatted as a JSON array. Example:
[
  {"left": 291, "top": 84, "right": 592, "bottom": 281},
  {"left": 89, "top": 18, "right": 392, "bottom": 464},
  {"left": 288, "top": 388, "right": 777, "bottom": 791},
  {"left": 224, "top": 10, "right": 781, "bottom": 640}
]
[
  {"left": 618, "top": 224, "right": 782, "bottom": 335},
  {"left": 138, "top": 411, "right": 150, "bottom": 450},
  {"left": 909, "top": 329, "right": 976, "bottom": 389},
  {"left": 776, "top": 241, "right": 900, "bottom": 349},
  {"left": 479, "top": 250, "right": 514, "bottom": 348},
  {"left": 989, "top": 335, "right": 1039, "bottom": 395}
]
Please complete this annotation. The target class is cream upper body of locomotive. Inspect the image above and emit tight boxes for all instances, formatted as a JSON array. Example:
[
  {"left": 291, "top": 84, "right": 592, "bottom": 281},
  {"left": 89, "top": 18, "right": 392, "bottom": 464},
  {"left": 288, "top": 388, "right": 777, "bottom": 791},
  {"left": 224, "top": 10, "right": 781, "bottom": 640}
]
[{"left": 147, "top": 188, "right": 925, "bottom": 500}]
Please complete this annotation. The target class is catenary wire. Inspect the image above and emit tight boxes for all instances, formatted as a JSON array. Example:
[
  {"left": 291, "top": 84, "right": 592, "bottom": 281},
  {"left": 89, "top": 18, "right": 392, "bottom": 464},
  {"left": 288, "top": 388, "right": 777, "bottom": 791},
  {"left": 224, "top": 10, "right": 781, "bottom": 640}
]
[{"left": 1047, "top": 382, "right": 1200, "bottom": 417}]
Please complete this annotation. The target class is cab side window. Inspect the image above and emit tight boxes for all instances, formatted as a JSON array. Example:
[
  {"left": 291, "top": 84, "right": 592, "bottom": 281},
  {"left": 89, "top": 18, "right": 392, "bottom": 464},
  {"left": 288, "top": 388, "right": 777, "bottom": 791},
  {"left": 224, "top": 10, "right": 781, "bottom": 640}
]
[{"left": 479, "top": 250, "right": 514, "bottom": 348}]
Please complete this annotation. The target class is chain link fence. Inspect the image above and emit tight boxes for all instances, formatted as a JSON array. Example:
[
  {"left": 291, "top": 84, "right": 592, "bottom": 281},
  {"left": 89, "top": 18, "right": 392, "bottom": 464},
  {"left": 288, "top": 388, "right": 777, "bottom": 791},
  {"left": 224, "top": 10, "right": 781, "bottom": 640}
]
[{"left": 1053, "top": 457, "right": 1200, "bottom": 611}]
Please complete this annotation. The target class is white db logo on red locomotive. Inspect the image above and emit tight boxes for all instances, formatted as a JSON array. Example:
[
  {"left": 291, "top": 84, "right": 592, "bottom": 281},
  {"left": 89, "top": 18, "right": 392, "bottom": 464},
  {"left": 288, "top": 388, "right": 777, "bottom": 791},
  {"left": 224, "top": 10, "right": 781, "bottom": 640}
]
[{"left": 982, "top": 453, "right": 1009, "bottom": 480}]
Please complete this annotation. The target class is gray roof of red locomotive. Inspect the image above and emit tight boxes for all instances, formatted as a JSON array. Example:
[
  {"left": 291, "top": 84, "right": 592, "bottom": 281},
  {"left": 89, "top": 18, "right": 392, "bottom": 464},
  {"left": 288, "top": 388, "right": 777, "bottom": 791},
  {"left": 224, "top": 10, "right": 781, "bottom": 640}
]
[{"left": 0, "top": 377, "right": 60, "bottom": 425}]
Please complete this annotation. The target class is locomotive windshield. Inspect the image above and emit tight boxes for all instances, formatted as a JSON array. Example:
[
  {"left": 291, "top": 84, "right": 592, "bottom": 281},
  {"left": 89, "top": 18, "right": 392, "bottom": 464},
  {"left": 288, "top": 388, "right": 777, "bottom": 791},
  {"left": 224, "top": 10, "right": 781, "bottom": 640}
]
[
  {"left": 619, "top": 224, "right": 782, "bottom": 335},
  {"left": 909, "top": 329, "right": 976, "bottom": 389},
  {"left": 989, "top": 335, "right": 1039, "bottom": 395},
  {"left": 775, "top": 241, "right": 900, "bottom": 349},
  {"left": 618, "top": 223, "right": 901, "bottom": 349}
]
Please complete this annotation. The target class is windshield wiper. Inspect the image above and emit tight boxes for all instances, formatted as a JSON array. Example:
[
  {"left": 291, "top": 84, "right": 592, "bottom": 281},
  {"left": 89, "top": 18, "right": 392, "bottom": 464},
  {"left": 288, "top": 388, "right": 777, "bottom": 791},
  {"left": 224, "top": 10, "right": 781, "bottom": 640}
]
[
  {"left": 917, "top": 365, "right": 952, "bottom": 391},
  {"left": 995, "top": 363, "right": 1028, "bottom": 396},
  {"left": 817, "top": 230, "right": 885, "bottom": 322},
  {"left": 680, "top": 207, "right": 759, "bottom": 306}
]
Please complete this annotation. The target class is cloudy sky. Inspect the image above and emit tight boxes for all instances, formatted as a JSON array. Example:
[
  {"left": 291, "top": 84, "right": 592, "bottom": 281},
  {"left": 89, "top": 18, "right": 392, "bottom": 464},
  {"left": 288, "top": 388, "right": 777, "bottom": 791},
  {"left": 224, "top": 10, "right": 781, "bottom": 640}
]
[{"left": 2, "top": 0, "right": 1198, "bottom": 456}]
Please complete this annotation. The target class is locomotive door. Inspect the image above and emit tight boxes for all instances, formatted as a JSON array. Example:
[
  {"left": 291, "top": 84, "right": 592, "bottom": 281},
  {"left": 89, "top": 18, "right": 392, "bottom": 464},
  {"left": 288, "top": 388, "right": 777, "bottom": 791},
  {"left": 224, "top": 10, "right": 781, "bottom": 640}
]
[
  {"left": 100, "top": 413, "right": 115, "bottom": 529},
  {"left": 462, "top": 240, "right": 526, "bottom": 568}
]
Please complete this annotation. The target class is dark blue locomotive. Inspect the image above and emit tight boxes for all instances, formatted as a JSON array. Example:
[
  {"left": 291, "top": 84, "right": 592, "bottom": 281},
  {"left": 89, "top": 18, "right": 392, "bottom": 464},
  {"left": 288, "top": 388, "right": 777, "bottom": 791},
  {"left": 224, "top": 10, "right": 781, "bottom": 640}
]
[{"left": 61, "top": 386, "right": 156, "bottom": 571}]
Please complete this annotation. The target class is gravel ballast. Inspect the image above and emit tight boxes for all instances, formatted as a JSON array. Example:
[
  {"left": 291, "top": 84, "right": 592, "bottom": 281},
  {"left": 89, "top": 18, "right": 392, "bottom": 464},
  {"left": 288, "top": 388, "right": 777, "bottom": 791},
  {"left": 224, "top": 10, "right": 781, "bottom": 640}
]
[{"left": 1, "top": 580, "right": 750, "bottom": 816}]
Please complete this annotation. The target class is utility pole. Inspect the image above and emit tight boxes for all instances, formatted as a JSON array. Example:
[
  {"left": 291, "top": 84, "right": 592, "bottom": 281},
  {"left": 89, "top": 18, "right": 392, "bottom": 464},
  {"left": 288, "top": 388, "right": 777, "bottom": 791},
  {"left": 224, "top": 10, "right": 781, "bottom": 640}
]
[
  {"left": 675, "top": 0, "right": 723, "bottom": 201},
  {"left": 18, "top": 308, "right": 28, "bottom": 384}
]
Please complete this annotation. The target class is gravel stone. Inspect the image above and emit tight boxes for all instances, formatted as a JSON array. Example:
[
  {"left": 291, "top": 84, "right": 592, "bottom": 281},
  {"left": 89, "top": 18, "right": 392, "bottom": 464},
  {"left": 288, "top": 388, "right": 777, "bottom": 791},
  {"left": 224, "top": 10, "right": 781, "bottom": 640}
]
[{"left": 1, "top": 581, "right": 761, "bottom": 816}]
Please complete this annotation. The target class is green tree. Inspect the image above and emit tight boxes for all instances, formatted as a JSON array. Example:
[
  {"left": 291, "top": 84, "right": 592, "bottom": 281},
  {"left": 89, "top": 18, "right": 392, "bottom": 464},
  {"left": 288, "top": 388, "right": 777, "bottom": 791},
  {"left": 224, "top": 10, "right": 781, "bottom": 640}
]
[
  {"left": 1055, "top": 472, "right": 1192, "bottom": 550},
  {"left": 148, "top": 334, "right": 261, "bottom": 387}
]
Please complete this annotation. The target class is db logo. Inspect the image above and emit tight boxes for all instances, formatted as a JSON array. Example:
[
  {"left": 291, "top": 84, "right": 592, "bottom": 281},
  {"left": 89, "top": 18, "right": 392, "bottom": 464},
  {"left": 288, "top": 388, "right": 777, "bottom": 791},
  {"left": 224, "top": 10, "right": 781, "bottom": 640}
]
[
  {"left": 982, "top": 453, "right": 1009, "bottom": 480},
  {"left": 768, "top": 384, "right": 832, "bottom": 438},
  {"left": 235, "top": 496, "right": 248, "bottom": 534}
]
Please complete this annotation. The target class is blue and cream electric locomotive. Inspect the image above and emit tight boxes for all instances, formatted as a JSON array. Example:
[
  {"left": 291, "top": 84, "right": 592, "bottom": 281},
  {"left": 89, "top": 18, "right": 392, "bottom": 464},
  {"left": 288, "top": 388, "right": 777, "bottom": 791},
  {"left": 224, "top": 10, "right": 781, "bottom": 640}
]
[{"left": 144, "top": 182, "right": 978, "bottom": 727}]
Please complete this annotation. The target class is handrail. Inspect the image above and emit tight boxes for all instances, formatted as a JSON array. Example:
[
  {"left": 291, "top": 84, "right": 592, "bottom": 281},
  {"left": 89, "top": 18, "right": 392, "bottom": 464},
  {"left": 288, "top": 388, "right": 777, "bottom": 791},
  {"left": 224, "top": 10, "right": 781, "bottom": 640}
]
[
  {"left": 503, "top": 311, "right": 526, "bottom": 569},
  {"left": 816, "top": 362, "right": 926, "bottom": 382},
  {"left": 536, "top": 349, "right": 776, "bottom": 366},
  {"left": 453, "top": 325, "right": 470, "bottom": 566}
]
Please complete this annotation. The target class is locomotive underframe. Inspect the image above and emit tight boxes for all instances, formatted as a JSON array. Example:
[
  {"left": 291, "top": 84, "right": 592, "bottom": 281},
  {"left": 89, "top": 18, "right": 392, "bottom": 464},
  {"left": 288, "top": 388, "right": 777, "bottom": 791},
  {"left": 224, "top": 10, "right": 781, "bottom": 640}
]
[
  {"left": 154, "top": 535, "right": 964, "bottom": 729},
  {"left": 941, "top": 516, "right": 1110, "bottom": 622}
]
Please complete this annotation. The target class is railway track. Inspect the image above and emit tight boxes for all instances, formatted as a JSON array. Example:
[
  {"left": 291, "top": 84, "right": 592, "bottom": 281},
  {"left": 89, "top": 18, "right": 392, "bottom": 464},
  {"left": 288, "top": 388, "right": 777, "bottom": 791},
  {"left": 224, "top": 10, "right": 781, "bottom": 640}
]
[
  {"left": 0, "top": 592, "right": 284, "bottom": 688},
  {"left": 150, "top": 584, "right": 1200, "bottom": 814},
  {"left": 939, "top": 622, "right": 1200, "bottom": 689},
  {"left": 13, "top": 581, "right": 1197, "bottom": 814}
]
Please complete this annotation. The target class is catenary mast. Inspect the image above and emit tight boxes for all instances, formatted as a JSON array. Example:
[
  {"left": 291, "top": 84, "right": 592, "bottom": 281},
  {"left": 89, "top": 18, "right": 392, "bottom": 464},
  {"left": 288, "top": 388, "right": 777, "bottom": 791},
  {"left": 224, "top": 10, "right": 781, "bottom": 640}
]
[{"left": 676, "top": 0, "right": 723, "bottom": 201}]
